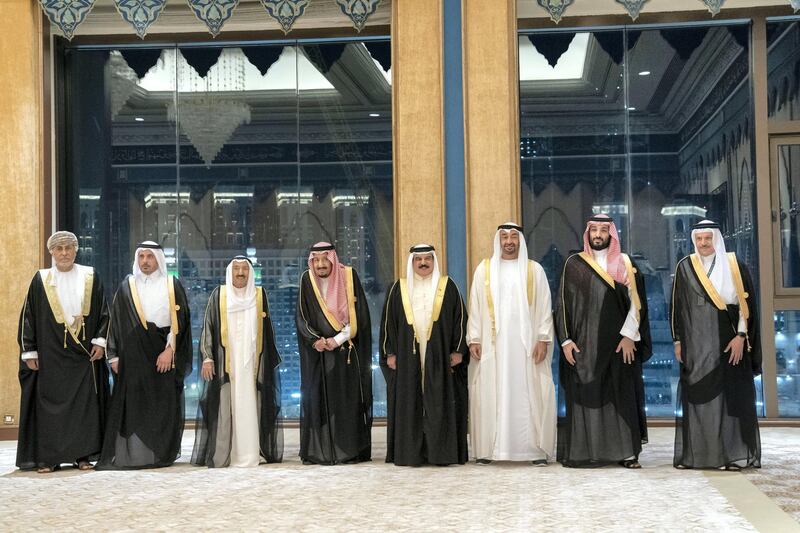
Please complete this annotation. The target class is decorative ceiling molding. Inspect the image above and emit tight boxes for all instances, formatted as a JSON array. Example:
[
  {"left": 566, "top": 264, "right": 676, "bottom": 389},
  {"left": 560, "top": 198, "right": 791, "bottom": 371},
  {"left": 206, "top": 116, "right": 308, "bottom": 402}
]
[
  {"left": 536, "top": 0, "right": 574, "bottom": 23},
  {"left": 114, "top": 0, "right": 167, "bottom": 38},
  {"left": 186, "top": 0, "right": 239, "bottom": 36},
  {"left": 700, "top": 0, "right": 726, "bottom": 15},
  {"left": 615, "top": 0, "right": 650, "bottom": 20},
  {"left": 39, "top": 0, "right": 96, "bottom": 40},
  {"left": 335, "top": 0, "right": 381, "bottom": 32},
  {"left": 260, "top": 0, "right": 309, "bottom": 34}
]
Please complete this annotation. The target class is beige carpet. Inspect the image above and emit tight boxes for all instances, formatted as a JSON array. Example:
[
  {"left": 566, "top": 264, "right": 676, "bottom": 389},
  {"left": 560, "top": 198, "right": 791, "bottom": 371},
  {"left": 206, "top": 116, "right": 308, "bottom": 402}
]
[{"left": 0, "top": 427, "right": 796, "bottom": 531}]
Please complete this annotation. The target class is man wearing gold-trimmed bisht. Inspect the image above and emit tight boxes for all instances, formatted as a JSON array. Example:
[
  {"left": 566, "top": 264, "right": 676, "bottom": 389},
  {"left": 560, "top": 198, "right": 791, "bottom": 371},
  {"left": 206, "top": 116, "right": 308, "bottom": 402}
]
[
  {"left": 380, "top": 244, "right": 469, "bottom": 466},
  {"left": 96, "top": 241, "right": 192, "bottom": 470},
  {"left": 671, "top": 220, "right": 761, "bottom": 470},
  {"left": 295, "top": 242, "right": 372, "bottom": 465},
  {"left": 192, "top": 256, "right": 283, "bottom": 468},
  {"left": 16, "top": 231, "right": 110, "bottom": 473},
  {"left": 467, "top": 223, "right": 556, "bottom": 465},
  {"left": 555, "top": 214, "right": 651, "bottom": 468}
]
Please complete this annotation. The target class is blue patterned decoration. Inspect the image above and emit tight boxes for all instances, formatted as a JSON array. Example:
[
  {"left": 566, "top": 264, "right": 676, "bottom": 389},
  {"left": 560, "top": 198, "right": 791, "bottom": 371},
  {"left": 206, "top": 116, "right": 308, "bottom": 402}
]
[
  {"left": 701, "top": 0, "right": 725, "bottom": 16},
  {"left": 187, "top": 0, "right": 240, "bottom": 37},
  {"left": 536, "top": 0, "right": 574, "bottom": 24},
  {"left": 39, "top": 0, "right": 95, "bottom": 40},
  {"left": 260, "top": 0, "right": 309, "bottom": 34},
  {"left": 615, "top": 0, "right": 649, "bottom": 20},
  {"left": 335, "top": 0, "right": 381, "bottom": 32},
  {"left": 114, "top": 0, "right": 167, "bottom": 39}
]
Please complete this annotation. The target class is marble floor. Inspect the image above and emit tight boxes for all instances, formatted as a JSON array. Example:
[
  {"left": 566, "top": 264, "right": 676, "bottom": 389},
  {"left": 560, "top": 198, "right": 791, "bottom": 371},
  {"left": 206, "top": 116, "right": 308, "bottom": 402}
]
[{"left": 0, "top": 427, "right": 798, "bottom": 532}]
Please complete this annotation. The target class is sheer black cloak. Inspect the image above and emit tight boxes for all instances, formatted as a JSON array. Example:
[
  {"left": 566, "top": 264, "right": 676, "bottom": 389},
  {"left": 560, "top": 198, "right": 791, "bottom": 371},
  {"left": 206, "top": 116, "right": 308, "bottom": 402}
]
[
  {"left": 295, "top": 269, "right": 372, "bottom": 464},
  {"left": 16, "top": 270, "right": 110, "bottom": 470},
  {"left": 671, "top": 256, "right": 761, "bottom": 469},
  {"left": 191, "top": 286, "right": 283, "bottom": 467},
  {"left": 96, "top": 275, "right": 192, "bottom": 470},
  {"left": 379, "top": 278, "right": 469, "bottom": 466},
  {"left": 554, "top": 254, "right": 652, "bottom": 467}
]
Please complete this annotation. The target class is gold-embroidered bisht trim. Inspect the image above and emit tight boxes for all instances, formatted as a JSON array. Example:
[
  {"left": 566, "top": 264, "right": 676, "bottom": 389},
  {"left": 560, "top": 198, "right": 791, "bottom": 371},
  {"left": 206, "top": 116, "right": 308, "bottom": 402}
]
[
  {"left": 398, "top": 276, "right": 449, "bottom": 354},
  {"left": 578, "top": 252, "right": 616, "bottom": 288},
  {"left": 128, "top": 276, "right": 148, "bottom": 330},
  {"left": 689, "top": 254, "right": 727, "bottom": 311},
  {"left": 727, "top": 253, "right": 750, "bottom": 322},
  {"left": 42, "top": 269, "right": 94, "bottom": 351},
  {"left": 308, "top": 266, "right": 358, "bottom": 339},
  {"left": 219, "top": 285, "right": 267, "bottom": 378},
  {"left": 128, "top": 275, "right": 181, "bottom": 368},
  {"left": 621, "top": 254, "right": 642, "bottom": 322},
  {"left": 482, "top": 259, "right": 536, "bottom": 342}
]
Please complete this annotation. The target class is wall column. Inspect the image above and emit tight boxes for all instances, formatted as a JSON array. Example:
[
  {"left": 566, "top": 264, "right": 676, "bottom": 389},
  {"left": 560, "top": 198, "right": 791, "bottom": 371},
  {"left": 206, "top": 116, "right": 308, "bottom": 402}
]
[
  {"left": 391, "top": 0, "right": 446, "bottom": 276},
  {"left": 463, "top": 0, "right": 520, "bottom": 279},
  {"left": 0, "top": 0, "right": 45, "bottom": 432}
]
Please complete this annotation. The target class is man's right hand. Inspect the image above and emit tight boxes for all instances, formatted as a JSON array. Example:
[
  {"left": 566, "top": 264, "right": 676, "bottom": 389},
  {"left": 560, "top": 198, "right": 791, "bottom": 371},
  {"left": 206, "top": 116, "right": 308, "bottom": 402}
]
[
  {"left": 674, "top": 342, "right": 682, "bottom": 363},
  {"left": 313, "top": 338, "right": 328, "bottom": 352},
  {"left": 24, "top": 359, "right": 38, "bottom": 371},
  {"left": 469, "top": 343, "right": 482, "bottom": 361},
  {"left": 201, "top": 361, "right": 215, "bottom": 381},
  {"left": 110, "top": 360, "right": 119, "bottom": 374},
  {"left": 563, "top": 342, "right": 580, "bottom": 366},
  {"left": 386, "top": 355, "right": 397, "bottom": 370}
]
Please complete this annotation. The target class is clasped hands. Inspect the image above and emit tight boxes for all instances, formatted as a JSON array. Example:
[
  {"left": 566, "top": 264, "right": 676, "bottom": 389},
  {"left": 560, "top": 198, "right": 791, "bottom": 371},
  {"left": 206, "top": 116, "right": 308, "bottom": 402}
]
[{"left": 313, "top": 337, "right": 340, "bottom": 352}]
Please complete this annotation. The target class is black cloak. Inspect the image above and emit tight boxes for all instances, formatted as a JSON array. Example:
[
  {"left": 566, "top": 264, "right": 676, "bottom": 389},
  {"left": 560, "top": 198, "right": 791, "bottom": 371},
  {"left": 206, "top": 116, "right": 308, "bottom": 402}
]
[
  {"left": 16, "top": 268, "right": 110, "bottom": 469},
  {"left": 379, "top": 276, "right": 469, "bottom": 466},
  {"left": 191, "top": 285, "right": 283, "bottom": 466},
  {"left": 295, "top": 268, "right": 372, "bottom": 464},
  {"left": 554, "top": 253, "right": 652, "bottom": 467},
  {"left": 671, "top": 254, "right": 761, "bottom": 469},
  {"left": 96, "top": 274, "right": 192, "bottom": 470}
]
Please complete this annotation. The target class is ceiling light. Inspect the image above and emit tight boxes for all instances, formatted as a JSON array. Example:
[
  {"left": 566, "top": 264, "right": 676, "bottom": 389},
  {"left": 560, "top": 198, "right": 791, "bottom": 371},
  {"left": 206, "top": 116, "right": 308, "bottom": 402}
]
[
  {"left": 135, "top": 117, "right": 144, "bottom": 122},
  {"left": 638, "top": 71, "right": 651, "bottom": 76},
  {"left": 628, "top": 107, "right": 636, "bottom": 111},
  {"left": 369, "top": 113, "right": 380, "bottom": 117}
]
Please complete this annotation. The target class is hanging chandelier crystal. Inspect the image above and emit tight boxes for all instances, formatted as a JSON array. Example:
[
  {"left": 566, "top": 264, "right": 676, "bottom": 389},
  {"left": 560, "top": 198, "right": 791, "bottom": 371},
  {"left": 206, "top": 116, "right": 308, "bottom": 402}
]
[{"left": 166, "top": 48, "right": 252, "bottom": 167}]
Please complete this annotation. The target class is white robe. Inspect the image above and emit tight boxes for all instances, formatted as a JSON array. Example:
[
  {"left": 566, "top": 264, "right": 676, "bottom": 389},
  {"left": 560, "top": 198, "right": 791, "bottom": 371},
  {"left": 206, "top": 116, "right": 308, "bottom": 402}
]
[
  {"left": 227, "top": 305, "right": 261, "bottom": 467},
  {"left": 467, "top": 259, "right": 556, "bottom": 461},
  {"left": 411, "top": 273, "right": 435, "bottom": 385}
]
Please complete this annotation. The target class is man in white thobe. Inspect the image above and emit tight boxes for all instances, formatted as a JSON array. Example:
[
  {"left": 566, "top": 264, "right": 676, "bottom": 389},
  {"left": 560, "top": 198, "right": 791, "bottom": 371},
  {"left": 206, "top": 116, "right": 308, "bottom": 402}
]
[
  {"left": 193, "top": 256, "right": 283, "bottom": 467},
  {"left": 467, "top": 223, "right": 556, "bottom": 464}
]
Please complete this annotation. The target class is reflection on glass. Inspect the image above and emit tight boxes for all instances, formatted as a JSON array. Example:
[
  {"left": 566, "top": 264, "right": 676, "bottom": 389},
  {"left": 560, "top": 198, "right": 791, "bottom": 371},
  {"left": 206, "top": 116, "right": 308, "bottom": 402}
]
[
  {"left": 519, "top": 23, "right": 760, "bottom": 416},
  {"left": 777, "top": 143, "right": 800, "bottom": 288},
  {"left": 775, "top": 311, "right": 800, "bottom": 416},
  {"left": 63, "top": 40, "right": 393, "bottom": 418},
  {"left": 767, "top": 21, "right": 800, "bottom": 121}
]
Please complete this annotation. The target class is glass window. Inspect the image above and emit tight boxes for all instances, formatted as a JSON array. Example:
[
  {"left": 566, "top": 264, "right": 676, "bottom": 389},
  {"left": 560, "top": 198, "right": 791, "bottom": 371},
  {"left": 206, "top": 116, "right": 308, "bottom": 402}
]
[
  {"left": 775, "top": 311, "right": 800, "bottom": 416},
  {"left": 519, "top": 22, "right": 762, "bottom": 416},
  {"left": 60, "top": 39, "right": 393, "bottom": 418},
  {"left": 768, "top": 20, "right": 800, "bottom": 121}
]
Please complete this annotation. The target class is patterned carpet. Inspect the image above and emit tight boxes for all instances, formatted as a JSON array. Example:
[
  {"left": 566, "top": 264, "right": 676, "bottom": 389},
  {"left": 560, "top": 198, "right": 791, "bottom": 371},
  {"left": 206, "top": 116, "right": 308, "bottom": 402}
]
[{"left": 0, "top": 427, "right": 795, "bottom": 531}]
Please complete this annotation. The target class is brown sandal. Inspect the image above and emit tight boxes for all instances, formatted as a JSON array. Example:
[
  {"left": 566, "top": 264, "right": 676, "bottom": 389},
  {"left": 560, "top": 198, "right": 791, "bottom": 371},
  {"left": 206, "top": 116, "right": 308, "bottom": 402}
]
[
  {"left": 619, "top": 459, "right": 642, "bottom": 469},
  {"left": 37, "top": 465, "right": 60, "bottom": 474}
]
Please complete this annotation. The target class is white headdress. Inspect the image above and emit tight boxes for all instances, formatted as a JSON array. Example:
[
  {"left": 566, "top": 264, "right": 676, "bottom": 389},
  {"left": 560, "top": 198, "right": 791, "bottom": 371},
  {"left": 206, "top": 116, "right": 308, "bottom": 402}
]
[{"left": 691, "top": 220, "right": 737, "bottom": 304}]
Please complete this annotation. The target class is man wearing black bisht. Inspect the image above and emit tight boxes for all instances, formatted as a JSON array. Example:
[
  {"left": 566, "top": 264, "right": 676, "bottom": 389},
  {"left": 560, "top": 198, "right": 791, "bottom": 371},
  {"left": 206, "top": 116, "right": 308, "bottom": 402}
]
[
  {"left": 380, "top": 244, "right": 469, "bottom": 466},
  {"left": 17, "top": 231, "right": 110, "bottom": 473},
  {"left": 295, "top": 242, "right": 372, "bottom": 464},
  {"left": 96, "top": 241, "right": 192, "bottom": 470},
  {"left": 192, "top": 256, "right": 283, "bottom": 467},
  {"left": 555, "top": 214, "right": 652, "bottom": 468},
  {"left": 671, "top": 220, "right": 761, "bottom": 470}
]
